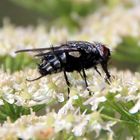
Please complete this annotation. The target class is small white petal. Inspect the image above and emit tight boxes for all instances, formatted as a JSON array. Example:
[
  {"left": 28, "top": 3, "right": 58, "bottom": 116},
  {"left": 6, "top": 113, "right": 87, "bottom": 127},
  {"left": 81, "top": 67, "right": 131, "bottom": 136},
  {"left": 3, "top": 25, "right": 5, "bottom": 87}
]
[
  {"left": 102, "top": 121, "right": 116, "bottom": 134},
  {"left": 124, "top": 95, "right": 137, "bottom": 102},
  {"left": 58, "top": 99, "right": 75, "bottom": 115},
  {"left": 129, "top": 86, "right": 138, "bottom": 93},
  {"left": 14, "top": 95, "right": 25, "bottom": 106},
  {"left": 2, "top": 93, "right": 15, "bottom": 104},
  {"left": 90, "top": 121, "right": 102, "bottom": 137},
  {"left": 13, "top": 83, "right": 21, "bottom": 91},
  {"left": 55, "top": 120, "right": 72, "bottom": 132},
  {"left": 84, "top": 96, "right": 106, "bottom": 111},
  {"left": 0, "top": 99, "right": 4, "bottom": 105},
  {"left": 115, "top": 94, "right": 121, "bottom": 99},
  {"left": 56, "top": 93, "right": 64, "bottom": 102},
  {"left": 72, "top": 120, "right": 88, "bottom": 136},
  {"left": 72, "top": 95, "right": 79, "bottom": 100},
  {"left": 129, "top": 99, "right": 140, "bottom": 114}
]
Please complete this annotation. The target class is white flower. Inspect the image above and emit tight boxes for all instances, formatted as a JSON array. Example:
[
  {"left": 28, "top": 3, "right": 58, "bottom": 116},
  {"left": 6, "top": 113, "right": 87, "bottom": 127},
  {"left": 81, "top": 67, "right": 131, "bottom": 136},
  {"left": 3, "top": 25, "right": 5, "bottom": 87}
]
[
  {"left": 126, "top": 136, "right": 134, "bottom": 140},
  {"left": 2, "top": 93, "right": 15, "bottom": 104},
  {"left": 0, "top": 99, "right": 4, "bottom": 105},
  {"left": 28, "top": 81, "right": 55, "bottom": 103},
  {"left": 128, "top": 85, "right": 138, "bottom": 94},
  {"left": 122, "top": 95, "right": 137, "bottom": 102},
  {"left": 12, "top": 83, "right": 21, "bottom": 91},
  {"left": 14, "top": 95, "right": 25, "bottom": 106},
  {"left": 2, "top": 86, "right": 13, "bottom": 94},
  {"left": 102, "top": 121, "right": 116, "bottom": 134},
  {"left": 89, "top": 120, "right": 116, "bottom": 137},
  {"left": 17, "top": 124, "right": 46, "bottom": 139},
  {"left": 109, "top": 85, "right": 122, "bottom": 93},
  {"left": 72, "top": 119, "right": 89, "bottom": 136},
  {"left": 58, "top": 97, "right": 76, "bottom": 115},
  {"left": 54, "top": 119, "right": 72, "bottom": 132},
  {"left": 129, "top": 98, "right": 140, "bottom": 114},
  {"left": 56, "top": 93, "right": 64, "bottom": 102},
  {"left": 83, "top": 96, "right": 106, "bottom": 111},
  {"left": 89, "top": 120, "right": 102, "bottom": 137}
]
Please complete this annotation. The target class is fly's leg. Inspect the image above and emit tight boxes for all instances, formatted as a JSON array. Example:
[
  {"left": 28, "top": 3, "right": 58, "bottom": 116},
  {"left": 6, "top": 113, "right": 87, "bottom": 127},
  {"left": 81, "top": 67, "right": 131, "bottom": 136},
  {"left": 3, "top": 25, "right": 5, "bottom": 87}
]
[
  {"left": 81, "top": 68, "right": 91, "bottom": 96},
  {"left": 94, "top": 66, "right": 102, "bottom": 76},
  {"left": 63, "top": 70, "right": 71, "bottom": 99},
  {"left": 101, "top": 62, "right": 111, "bottom": 84},
  {"left": 79, "top": 71, "right": 84, "bottom": 79}
]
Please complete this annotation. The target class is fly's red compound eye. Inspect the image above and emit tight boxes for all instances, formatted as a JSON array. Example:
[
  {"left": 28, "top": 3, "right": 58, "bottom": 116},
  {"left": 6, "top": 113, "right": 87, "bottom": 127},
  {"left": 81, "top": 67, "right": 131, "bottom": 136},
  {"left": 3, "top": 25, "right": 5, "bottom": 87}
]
[
  {"left": 102, "top": 45, "right": 110, "bottom": 57},
  {"left": 97, "top": 44, "right": 110, "bottom": 58}
]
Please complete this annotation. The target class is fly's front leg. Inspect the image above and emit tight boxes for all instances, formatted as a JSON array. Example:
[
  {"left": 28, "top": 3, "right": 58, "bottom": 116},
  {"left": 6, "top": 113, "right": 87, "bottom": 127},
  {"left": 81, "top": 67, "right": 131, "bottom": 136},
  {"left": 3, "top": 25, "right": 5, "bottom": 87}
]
[
  {"left": 63, "top": 70, "right": 71, "bottom": 99},
  {"left": 101, "top": 62, "right": 111, "bottom": 84}
]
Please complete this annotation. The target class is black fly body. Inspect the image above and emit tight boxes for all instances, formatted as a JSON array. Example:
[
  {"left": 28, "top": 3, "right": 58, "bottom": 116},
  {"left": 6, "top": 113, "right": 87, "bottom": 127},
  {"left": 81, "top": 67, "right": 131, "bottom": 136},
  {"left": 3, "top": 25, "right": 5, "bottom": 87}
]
[{"left": 15, "top": 41, "right": 111, "bottom": 98}]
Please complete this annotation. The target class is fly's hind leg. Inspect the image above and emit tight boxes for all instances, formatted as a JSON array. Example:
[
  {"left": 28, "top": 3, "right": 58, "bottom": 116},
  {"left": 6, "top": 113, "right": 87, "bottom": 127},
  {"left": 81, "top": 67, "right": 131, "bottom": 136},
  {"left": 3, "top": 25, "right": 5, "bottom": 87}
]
[{"left": 63, "top": 70, "right": 71, "bottom": 99}]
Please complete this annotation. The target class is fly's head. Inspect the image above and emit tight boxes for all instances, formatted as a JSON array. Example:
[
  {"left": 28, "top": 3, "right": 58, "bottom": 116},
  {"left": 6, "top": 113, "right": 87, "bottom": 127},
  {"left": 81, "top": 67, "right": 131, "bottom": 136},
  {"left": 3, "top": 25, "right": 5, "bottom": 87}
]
[
  {"left": 95, "top": 42, "right": 111, "bottom": 63},
  {"left": 94, "top": 42, "right": 111, "bottom": 83}
]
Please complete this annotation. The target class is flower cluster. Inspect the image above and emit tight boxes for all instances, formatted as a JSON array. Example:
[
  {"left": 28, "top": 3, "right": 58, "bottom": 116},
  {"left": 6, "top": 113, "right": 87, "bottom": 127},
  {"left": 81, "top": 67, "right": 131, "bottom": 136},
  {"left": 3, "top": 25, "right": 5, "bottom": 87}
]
[
  {"left": 0, "top": 69, "right": 66, "bottom": 106},
  {"left": 0, "top": 22, "right": 69, "bottom": 57},
  {"left": 0, "top": 68, "right": 140, "bottom": 112},
  {"left": 0, "top": 111, "right": 116, "bottom": 140},
  {"left": 77, "top": 5, "right": 140, "bottom": 47},
  {"left": 0, "top": 69, "right": 140, "bottom": 139}
]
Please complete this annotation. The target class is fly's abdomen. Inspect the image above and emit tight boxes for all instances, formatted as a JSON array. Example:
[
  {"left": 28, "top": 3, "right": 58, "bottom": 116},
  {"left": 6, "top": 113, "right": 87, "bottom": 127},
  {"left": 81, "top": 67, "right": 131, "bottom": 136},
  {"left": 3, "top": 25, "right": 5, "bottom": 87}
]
[{"left": 39, "top": 52, "right": 66, "bottom": 75}]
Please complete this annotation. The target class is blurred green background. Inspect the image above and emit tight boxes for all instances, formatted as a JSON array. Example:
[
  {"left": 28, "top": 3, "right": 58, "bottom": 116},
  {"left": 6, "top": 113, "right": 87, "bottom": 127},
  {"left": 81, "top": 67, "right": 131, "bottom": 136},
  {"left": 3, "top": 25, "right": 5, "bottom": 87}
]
[
  {"left": 0, "top": 0, "right": 140, "bottom": 72},
  {"left": 0, "top": 0, "right": 133, "bottom": 27},
  {"left": 0, "top": 0, "right": 115, "bottom": 27}
]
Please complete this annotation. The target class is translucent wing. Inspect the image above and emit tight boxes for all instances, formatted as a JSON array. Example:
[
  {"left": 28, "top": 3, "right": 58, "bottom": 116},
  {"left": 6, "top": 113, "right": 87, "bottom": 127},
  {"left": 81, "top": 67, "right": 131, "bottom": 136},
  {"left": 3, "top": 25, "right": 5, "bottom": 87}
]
[
  {"left": 15, "top": 46, "right": 61, "bottom": 53},
  {"left": 35, "top": 41, "right": 96, "bottom": 56},
  {"left": 35, "top": 48, "right": 79, "bottom": 57},
  {"left": 15, "top": 41, "right": 95, "bottom": 57}
]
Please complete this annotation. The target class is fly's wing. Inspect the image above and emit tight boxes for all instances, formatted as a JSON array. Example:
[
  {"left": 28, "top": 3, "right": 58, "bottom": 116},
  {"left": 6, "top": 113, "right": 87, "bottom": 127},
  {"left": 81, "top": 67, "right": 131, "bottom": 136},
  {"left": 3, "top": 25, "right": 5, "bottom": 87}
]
[
  {"left": 35, "top": 48, "right": 79, "bottom": 57},
  {"left": 34, "top": 41, "right": 96, "bottom": 57},
  {"left": 15, "top": 44, "right": 79, "bottom": 54},
  {"left": 15, "top": 46, "right": 61, "bottom": 53},
  {"left": 15, "top": 41, "right": 96, "bottom": 57}
]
